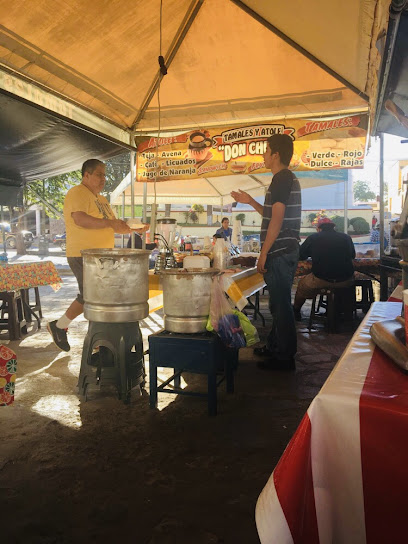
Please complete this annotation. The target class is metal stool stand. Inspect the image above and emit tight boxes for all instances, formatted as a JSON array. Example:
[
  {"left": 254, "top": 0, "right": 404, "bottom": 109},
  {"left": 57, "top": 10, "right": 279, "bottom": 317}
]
[
  {"left": 148, "top": 331, "right": 238, "bottom": 416},
  {"left": 354, "top": 279, "right": 375, "bottom": 313},
  {"left": 78, "top": 321, "right": 145, "bottom": 403},
  {"left": 308, "top": 285, "right": 355, "bottom": 333},
  {"left": 0, "top": 290, "right": 27, "bottom": 340}
]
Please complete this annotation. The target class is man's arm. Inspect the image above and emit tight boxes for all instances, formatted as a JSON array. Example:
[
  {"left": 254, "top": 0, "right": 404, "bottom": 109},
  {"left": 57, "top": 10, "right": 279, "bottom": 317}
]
[
  {"left": 230, "top": 190, "right": 264, "bottom": 216},
  {"left": 299, "top": 236, "right": 313, "bottom": 260},
  {"left": 349, "top": 236, "right": 356, "bottom": 259},
  {"left": 71, "top": 211, "right": 132, "bottom": 234},
  {"left": 256, "top": 202, "right": 285, "bottom": 273}
]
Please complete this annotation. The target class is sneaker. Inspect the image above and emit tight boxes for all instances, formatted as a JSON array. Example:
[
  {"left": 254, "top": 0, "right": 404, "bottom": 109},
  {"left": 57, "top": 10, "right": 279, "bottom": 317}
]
[
  {"left": 293, "top": 306, "right": 302, "bottom": 322},
  {"left": 47, "top": 320, "right": 70, "bottom": 352},
  {"left": 253, "top": 345, "right": 273, "bottom": 357}
]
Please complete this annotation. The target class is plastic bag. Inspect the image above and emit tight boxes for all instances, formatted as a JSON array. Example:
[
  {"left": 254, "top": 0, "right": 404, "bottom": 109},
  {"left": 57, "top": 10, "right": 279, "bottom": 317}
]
[
  {"left": 207, "top": 275, "right": 246, "bottom": 349},
  {"left": 232, "top": 310, "right": 260, "bottom": 347}
]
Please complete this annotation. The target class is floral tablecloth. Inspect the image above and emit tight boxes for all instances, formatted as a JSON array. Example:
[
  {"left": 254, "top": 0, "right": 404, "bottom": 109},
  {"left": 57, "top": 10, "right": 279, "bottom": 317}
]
[{"left": 0, "top": 261, "right": 62, "bottom": 292}]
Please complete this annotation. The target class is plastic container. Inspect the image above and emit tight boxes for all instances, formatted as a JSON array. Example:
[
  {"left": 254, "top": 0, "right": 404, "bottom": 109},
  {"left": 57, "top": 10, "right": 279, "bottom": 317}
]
[
  {"left": 353, "top": 242, "right": 380, "bottom": 258},
  {"left": 212, "top": 238, "right": 230, "bottom": 270},
  {"left": 183, "top": 255, "right": 210, "bottom": 269}
]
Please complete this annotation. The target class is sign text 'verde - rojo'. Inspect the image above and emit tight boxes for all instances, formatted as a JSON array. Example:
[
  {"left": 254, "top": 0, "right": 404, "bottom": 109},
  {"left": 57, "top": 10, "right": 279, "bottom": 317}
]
[{"left": 135, "top": 114, "right": 368, "bottom": 182}]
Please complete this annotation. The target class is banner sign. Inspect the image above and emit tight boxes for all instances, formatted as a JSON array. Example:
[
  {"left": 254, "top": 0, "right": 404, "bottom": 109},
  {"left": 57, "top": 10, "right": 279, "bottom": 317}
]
[{"left": 135, "top": 114, "right": 368, "bottom": 182}]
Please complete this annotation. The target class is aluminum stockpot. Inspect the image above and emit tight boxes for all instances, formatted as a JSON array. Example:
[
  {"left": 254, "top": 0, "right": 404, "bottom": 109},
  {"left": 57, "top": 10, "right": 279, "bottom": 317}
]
[
  {"left": 159, "top": 268, "right": 219, "bottom": 333},
  {"left": 82, "top": 248, "right": 150, "bottom": 322}
]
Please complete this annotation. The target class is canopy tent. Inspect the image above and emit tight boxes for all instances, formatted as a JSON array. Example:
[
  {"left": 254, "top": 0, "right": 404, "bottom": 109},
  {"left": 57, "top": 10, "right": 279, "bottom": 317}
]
[
  {"left": 0, "top": 1, "right": 391, "bottom": 189},
  {"left": 110, "top": 170, "right": 345, "bottom": 207},
  {"left": 0, "top": 90, "right": 129, "bottom": 192}
]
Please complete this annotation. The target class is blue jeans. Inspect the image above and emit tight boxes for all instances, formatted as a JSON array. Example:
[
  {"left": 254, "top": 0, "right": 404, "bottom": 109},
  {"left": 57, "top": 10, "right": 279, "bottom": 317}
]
[{"left": 263, "top": 247, "right": 299, "bottom": 361}]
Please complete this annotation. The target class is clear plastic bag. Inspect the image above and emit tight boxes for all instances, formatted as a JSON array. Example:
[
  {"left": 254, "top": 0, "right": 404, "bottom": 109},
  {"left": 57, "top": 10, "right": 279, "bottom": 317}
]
[{"left": 207, "top": 275, "right": 246, "bottom": 349}]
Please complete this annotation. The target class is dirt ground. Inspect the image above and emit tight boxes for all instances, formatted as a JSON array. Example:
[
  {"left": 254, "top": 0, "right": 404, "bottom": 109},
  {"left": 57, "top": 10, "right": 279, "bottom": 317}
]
[{"left": 0, "top": 276, "right": 362, "bottom": 544}]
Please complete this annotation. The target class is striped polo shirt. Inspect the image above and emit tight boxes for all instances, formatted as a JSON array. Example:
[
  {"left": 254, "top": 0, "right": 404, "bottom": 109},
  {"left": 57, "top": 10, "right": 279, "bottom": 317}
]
[{"left": 260, "top": 168, "right": 302, "bottom": 257}]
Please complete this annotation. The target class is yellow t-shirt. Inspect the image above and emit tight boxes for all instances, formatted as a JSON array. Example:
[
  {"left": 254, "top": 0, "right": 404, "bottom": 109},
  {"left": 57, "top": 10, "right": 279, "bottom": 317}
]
[{"left": 64, "top": 184, "right": 116, "bottom": 257}]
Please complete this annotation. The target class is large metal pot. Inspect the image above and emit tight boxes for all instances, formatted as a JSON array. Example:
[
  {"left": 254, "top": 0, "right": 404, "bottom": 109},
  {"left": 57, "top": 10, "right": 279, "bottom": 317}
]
[
  {"left": 160, "top": 268, "right": 219, "bottom": 333},
  {"left": 82, "top": 249, "right": 150, "bottom": 322}
]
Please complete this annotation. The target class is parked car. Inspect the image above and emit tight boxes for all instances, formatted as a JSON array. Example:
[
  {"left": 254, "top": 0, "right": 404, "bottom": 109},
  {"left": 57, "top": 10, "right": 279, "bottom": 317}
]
[
  {"left": 52, "top": 233, "right": 66, "bottom": 251},
  {"left": 0, "top": 223, "right": 34, "bottom": 249}
]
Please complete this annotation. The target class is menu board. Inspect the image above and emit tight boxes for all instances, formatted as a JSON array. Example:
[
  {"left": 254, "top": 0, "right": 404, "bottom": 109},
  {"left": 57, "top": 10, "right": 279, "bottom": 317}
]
[{"left": 135, "top": 114, "right": 368, "bottom": 182}]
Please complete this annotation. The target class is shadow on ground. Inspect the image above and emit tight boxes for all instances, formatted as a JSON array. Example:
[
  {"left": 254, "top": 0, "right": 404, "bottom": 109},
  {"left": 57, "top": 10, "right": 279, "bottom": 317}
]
[{"left": 0, "top": 282, "right": 365, "bottom": 543}]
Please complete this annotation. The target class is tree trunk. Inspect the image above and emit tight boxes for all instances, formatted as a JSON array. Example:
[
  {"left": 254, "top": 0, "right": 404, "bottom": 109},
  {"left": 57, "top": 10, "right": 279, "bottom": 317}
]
[
  {"left": 207, "top": 205, "right": 213, "bottom": 226},
  {"left": 16, "top": 210, "right": 26, "bottom": 255}
]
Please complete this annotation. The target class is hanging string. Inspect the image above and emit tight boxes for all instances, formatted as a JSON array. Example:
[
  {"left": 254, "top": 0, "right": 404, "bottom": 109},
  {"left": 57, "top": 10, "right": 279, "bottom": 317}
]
[{"left": 154, "top": 0, "right": 167, "bottom": 207}]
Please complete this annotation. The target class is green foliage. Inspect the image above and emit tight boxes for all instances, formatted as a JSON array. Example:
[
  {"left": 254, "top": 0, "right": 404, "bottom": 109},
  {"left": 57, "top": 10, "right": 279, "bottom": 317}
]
[
  {"left": 192, "top": 204, "right": 204, "bottom": 214},
  {"left": 235, "top": 213, "right": 246, "bottom": 225},
  {"left": 23, "top": 154, "right": 131, "bottom": 218},
  {"left": 353, "top": 180, "right": 376, "bottom": 202},
  {"left": 330, "top": 215, "right": 350, "bottom": 232},
  {"left": 190, "top": 211, "right": 199, "bottom": 223},
  {"left": 307, "top": 212, "right": 317, "bottom": 225},
  {"left": 24, "top": 172, "right": 80, "bottom": 217},
  {"left": 183, "top": 211, "right": 190, "bottom": 224},
  {"left": 103, "top": 153, "right": 131, "bottom": 195},
  {"left": 349, "top": 216, "right": 370, "bottom": 234}
]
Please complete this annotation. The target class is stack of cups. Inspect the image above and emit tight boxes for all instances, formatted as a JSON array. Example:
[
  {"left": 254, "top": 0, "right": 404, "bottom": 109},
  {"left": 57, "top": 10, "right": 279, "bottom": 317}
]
[{"left": 232, "top": 219, "right": 242, "bottom": 250}]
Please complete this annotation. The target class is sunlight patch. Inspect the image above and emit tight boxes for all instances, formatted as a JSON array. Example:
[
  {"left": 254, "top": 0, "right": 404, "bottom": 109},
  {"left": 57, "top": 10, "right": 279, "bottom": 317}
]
[{"left": 31, "top": 395, "right": 82, "bottom": 429}]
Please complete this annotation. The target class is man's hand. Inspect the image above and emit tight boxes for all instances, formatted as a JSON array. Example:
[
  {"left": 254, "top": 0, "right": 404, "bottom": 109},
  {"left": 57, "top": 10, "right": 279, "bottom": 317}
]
[
  {"left": 230, "top": 189, "right": 252, "bottom": 204},
  {"left": 131, "top": 224, "right": 149, "bottom": 234},
  {"left": 109, "top": 219, "right": 132, "bottom": 234},
  {"left": 257, "top": 252, "right": 267, "bottom": 274}
]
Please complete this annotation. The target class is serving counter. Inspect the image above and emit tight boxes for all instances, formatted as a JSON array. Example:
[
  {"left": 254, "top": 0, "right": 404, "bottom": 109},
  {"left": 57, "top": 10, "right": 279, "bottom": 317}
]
[{"left": 255, "top": 301, "right": 407, "bottom": 544}]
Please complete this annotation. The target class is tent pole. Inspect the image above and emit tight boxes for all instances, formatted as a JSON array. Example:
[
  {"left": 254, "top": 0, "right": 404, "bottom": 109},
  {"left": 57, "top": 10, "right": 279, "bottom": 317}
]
[
  {"left": 121, "top": 191, "right": 125, "bottom": 248},
  {"left": 142, "top": 182, "right": 148, "bottom": 250},
  {"left": 1, "top": 205, "right": 6, "bottom": 255},
  {"left": 344, "top": 174, "right": 348, "bottom": 234},
  {"left": 130, "top": 151, "right": 136, "bottom": 249},
  {"left": 379, "top": 134, "right": 385, "bottom": 257}
]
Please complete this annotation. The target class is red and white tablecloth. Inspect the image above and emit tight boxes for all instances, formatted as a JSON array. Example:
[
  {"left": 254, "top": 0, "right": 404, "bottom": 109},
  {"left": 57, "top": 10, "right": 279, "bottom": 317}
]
[{"left": 256, "top": 301, "right": 408, "bottom": 544}]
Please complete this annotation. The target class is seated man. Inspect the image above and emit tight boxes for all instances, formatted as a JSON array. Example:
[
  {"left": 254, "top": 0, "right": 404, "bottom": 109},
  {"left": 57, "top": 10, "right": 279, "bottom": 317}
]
[{"left": 293, "top": 217, "right": 355, "bottom": 320}]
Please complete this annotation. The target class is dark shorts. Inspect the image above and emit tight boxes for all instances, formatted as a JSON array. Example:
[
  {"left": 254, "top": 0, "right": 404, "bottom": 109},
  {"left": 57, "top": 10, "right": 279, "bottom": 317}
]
[{"left": 67, "top": 256, "right": 84, "bottom": 305}]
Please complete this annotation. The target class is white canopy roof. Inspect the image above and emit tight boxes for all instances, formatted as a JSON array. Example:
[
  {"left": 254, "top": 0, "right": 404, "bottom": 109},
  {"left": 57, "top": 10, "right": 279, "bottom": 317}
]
[{"left": 0, "top": 0, "right": 390, "bottom": 141}]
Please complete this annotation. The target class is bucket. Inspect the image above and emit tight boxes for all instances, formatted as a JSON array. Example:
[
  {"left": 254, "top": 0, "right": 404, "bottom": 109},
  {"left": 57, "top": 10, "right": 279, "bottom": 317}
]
[
  {"left": 160, "top": 268, "right": 219, "bottom": 333},
  {"left": 82, "top": 249, "right": 150, "bottom": 322}
]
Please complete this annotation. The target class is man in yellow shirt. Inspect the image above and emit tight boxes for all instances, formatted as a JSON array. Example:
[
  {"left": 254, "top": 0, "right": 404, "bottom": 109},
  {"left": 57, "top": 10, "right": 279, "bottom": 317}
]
[{"left": 47, "top": 158, "right": 142, "bottom": 351}]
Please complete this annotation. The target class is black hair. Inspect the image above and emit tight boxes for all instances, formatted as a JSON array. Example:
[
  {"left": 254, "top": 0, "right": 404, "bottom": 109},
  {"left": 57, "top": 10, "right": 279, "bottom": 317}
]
[
  {"left": 319, "top": 223, "right": 336, "bottom": 231},
  {"left": 221, "top": 217, "right": 229, "bottom": 223},
  {"left": 81, "top": 159, "right": 104, "bottom": 177},
  {"left": 267, "top": 134, "right": 294, "bottom": 166}
]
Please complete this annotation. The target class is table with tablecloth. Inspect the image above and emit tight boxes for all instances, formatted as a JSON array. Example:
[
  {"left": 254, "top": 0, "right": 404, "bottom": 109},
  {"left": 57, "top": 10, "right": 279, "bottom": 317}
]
[
  {"left": 0, "top": 261, "right": 62, "bottom": 292},
  {"left": 0, "top": 261, "right": 62, "bottom": 336},
  {"left": 255, "top": 300, "right": 408, "bottom": 544}
]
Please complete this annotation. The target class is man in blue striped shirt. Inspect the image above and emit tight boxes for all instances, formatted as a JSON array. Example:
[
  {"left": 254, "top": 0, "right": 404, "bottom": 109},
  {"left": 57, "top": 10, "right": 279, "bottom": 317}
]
[{"left": 231, "top": 134, "right": 301, "bottom": 371}]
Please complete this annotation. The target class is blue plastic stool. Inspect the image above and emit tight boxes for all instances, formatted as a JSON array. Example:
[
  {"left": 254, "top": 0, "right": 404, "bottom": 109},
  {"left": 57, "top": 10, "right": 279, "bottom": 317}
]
[{"left": 148, "top": 330, "right": 238, "bottom": 416}]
